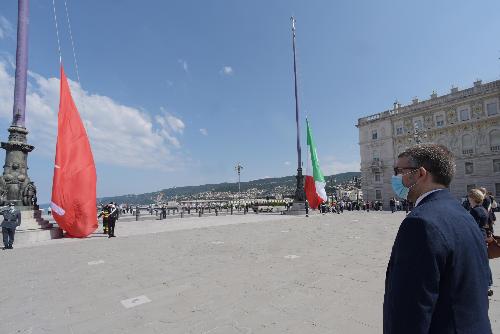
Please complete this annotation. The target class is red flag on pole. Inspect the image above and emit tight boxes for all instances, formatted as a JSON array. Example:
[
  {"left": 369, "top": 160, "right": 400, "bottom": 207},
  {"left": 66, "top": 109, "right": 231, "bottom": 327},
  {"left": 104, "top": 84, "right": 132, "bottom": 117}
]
[{"left": 50, "top": 65, "right": 97, "bottom": 237}]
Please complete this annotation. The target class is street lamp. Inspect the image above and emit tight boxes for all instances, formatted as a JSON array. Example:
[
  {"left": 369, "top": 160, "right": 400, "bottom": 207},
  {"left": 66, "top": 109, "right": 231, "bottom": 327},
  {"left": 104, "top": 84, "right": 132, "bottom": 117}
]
[{"left": 234, "top": 163, "right": 243, "bottom": 207}]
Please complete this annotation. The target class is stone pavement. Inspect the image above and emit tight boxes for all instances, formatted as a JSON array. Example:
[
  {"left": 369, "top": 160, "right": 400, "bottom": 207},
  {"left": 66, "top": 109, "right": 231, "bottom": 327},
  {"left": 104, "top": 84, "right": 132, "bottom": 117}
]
[{"left": 0, "top": 211, "right": 498, "bottom": 333}]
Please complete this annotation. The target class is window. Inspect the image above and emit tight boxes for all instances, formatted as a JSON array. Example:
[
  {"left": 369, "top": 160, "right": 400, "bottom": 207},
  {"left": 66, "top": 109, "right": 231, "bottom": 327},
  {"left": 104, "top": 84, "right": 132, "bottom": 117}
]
[
  {"left": 374, "top": 173, "right": 381, "bottom": 182},
  {"left": 487, "top": 102, "right": 498, "bottom": 116},
  {"left": 466, "top": 184, "right": 476, "bottom": 193},
  {"left": 372, "top": 130, "right": 378, "bottom": 140},
  {"left": 459, "top": 108, "right": 470, "bottom": 121},
  {"left": 373, "top": 151, "right": 380, "bottom": 162},
  {"left": 375, "top": 189, "right": 382, "bottom": 200},
  {"left": 462, "top": 134, "right": 474, "bottom": 154},
  {"left": 395, "top": 123, "right": 403, "bottom": 135},
  {"left": 490, "top": 130, "right": 500, "bottom": 152},
  {"left": 494, "top": 159, "right": 500, "bottom": 173},
  {"left": 435, "top": 115, "right": 445, "bottom": 127},
  {"left": 414, "top": 120, "right": 423, "bottom": 130},
  {"left": 496, "top": 183, "right": 500, "bottom": 197},
  {"left": 465, "top": 162, "right": 474, "bottom": 175}
]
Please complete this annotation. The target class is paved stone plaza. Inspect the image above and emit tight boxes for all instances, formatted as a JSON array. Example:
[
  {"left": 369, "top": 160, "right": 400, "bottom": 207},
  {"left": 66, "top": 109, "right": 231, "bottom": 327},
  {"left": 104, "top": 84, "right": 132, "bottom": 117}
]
[{"left": 1, "top": 212, "right": 499, "bottom": 333}]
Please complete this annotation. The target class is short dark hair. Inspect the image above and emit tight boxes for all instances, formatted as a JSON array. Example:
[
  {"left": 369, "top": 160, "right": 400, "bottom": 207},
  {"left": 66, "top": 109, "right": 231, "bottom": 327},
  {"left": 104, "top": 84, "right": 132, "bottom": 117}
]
[{"left": 398, "top": 144, "right": 455, "bottom": 187}]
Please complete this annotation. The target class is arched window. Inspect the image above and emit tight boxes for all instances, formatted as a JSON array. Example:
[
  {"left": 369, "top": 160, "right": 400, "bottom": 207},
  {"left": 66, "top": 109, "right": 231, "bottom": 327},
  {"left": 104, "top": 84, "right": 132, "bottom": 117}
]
[
  {"left": 462, "top": 134, "right": 473, "bottom": 154},
  {"left": 490, "top": 129, "right": 500, "bottom": 152}
]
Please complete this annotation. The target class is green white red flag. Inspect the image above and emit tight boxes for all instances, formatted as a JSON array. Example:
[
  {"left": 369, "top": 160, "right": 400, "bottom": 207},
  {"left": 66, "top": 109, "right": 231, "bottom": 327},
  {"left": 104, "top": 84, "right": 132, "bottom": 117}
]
[{"left": 304, "top": 119, "right": 327, "bottom": 209}]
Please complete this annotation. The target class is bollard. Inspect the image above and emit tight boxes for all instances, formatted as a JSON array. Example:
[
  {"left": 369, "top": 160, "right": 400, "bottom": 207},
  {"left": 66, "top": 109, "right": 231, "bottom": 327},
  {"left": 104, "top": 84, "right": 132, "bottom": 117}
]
[
  {"left": 244, "top": 208, "right": 247, "bottom": 215},
  {"left": 181, "top": 209, "right": 184, "bottom": 218},
  {"left": 198, "top": 211, "right": 202, "bottom": 217},
  {"left": 135, "top": 206, "right": 140, "bottom": 221},
  {"left": 230, "top": 207, "right": 233, "bottom": 215},
  {"left": 215, "top": 209, "right": 218, "bottom": 216}
]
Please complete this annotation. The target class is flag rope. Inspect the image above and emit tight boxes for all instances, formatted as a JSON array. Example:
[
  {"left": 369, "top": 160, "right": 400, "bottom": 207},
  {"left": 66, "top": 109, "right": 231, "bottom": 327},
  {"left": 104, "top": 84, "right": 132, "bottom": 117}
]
[
  {"left": 63, "top": 0, "right": 81, "bottom": 84},
  {"left": 51, "top": 0, "right": 62, "bottom": 64}
]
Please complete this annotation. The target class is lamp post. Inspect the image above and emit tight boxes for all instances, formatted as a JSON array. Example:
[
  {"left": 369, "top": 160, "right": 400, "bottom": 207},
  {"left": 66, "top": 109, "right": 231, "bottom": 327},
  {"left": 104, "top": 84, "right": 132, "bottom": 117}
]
[{"left": 234, "top": 162, "right": 243, "bottom": 208}]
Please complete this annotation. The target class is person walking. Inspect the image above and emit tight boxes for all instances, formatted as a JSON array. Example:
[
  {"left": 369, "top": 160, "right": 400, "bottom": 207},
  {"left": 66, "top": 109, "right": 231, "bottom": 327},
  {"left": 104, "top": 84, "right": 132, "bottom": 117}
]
[
  {"left": 1, "top": 203, "right": 21, "bottom": 250},
  {"left": 384, "top": 144, "right": 491, "bottom": 333},
  {"left": 389, "top": 198, "right": 396, "bottom": 213}
]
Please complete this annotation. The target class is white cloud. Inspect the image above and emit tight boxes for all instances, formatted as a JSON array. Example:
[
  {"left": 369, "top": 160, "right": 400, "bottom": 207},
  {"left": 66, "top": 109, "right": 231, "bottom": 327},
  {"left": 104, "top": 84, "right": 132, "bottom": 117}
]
[
  {"left": 178, "top": 59, "right": 188, "bottom": 73},
  {"left": 221, "top": 66, "right": 233, "bottom": 75},
  {"left": 0, "top": 16, "right": 14, "bottom": 40},
  {"left": 200, "top": 128, "right": 208, "bottom": 136},
  {"left": 284, "top": 161, "right": 290, "bottom": 166},
  {"left": 0, "top": 59, "right": 187, "bottom": 171}
]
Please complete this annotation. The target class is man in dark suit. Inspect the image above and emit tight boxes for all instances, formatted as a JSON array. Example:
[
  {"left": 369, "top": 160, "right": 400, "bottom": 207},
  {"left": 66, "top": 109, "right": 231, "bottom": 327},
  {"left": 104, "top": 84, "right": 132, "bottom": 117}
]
[
  {"left": 1, "top": 203, "right": 21, "bottom": 250},
  {"left": 384, "top": 144, "right": 491, "bottom": 333}
]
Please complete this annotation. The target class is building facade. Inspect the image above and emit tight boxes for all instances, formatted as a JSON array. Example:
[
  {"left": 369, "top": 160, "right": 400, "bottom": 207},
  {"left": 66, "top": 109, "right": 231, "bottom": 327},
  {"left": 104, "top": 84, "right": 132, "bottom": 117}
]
[{"left": 357, "top": 79, "right": 500, "bottom": 208}]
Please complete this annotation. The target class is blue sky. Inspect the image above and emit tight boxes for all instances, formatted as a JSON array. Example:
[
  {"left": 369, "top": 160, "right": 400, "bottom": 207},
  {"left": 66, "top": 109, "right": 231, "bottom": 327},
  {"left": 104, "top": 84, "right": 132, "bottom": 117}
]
[{"left": 1, "top": 0, "right": 500, "bottom": 203}]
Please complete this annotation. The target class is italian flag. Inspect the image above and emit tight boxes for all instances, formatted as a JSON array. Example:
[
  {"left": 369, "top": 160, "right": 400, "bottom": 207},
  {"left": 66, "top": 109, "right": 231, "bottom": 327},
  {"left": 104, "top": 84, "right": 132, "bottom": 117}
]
[{"left": 305, "top": 119, "right": 327, "bottom": 209}]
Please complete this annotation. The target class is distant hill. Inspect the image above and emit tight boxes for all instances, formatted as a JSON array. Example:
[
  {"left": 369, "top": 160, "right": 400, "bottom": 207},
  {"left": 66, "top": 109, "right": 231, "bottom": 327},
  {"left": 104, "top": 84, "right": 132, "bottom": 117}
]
[{"left": 98, "top": 172, "right": 361, "bottom": 205}]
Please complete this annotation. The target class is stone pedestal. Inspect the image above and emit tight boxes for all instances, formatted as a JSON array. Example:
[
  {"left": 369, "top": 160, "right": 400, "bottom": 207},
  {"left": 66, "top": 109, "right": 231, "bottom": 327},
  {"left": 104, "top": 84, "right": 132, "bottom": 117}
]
[
  {"left": 285, "top": 201, "right": 308, "bottom": 216},
  {"left": 14, "top": 209, "right": 63, "bottom": 246},
  {"left": 18, "top": 209, "right": 52, "bottom": 230}
]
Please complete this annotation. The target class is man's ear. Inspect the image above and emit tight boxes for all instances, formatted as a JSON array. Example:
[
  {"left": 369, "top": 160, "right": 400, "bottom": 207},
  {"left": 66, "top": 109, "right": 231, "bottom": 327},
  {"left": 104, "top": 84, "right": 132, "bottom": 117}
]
[{"left": 419, "top": 166, "right": 428, "bottom": 179}]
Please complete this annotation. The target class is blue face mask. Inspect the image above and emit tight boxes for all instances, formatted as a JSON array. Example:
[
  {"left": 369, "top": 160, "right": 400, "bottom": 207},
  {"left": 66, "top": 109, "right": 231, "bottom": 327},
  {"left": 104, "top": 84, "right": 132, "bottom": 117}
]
[
  {"left": 391, "top": 169, "right": 419, "bottom": 200},
  {"left": 391, "top": 175, "right": 409, "bottom": 199}
]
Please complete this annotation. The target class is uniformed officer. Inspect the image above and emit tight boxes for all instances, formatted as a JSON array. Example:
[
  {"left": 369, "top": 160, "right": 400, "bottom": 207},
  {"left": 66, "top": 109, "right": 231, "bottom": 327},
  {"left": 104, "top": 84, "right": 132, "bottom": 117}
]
[
  {"left": 107, "top": 202, "right": 118, "bottom": 238},
  {"left": 98, "top": 204, "right": 111, "bottom": 234},
  {"left": 1, "top": 203, "right": 21, "bottom": 250}
]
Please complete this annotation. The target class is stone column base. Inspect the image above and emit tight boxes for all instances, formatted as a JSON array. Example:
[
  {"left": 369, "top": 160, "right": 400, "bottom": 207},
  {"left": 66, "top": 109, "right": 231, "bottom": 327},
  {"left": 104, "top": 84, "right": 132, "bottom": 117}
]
[
  {"left": 284, "top": 201, "right": 308, "bottom": 216},
  {"left": 18, "top": 209, "right": 53, "bottom": 230}
]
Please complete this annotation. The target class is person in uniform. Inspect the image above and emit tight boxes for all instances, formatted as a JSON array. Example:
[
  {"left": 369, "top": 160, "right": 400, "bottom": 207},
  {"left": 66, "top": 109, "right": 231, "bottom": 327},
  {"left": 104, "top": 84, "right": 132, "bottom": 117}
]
[
  {"left": 107, "top": 202, "right": 118, "bottom": 238},
  {"left": 1, "top": 203, "right": 21, "bottom": 250},
  {"left": 98, "top": 204, "right": 111, "bottom": 234}
]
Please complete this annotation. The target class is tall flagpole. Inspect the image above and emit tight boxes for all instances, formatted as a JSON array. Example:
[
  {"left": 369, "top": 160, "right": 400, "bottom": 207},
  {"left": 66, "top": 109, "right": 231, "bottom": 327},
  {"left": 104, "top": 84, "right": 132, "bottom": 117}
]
[
  {"left": 291, "top": 17, "right": 306, "bottom": 203},
  {"left": 0, "top": 0, "right": 37, "bottom": 207}
]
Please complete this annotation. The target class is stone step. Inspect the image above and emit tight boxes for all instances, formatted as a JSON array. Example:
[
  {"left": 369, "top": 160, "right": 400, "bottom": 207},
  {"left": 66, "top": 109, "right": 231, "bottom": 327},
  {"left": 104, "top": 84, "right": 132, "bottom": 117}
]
[{"left": 12, "top": 227, "right": 63, "bottom": 246}]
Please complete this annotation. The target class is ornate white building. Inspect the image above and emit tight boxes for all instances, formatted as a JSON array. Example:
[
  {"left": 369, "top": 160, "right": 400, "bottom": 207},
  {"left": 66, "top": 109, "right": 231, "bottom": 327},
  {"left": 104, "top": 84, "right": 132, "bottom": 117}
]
[{"left": 357, "top": 79, "right": 500, "bottom": 208}]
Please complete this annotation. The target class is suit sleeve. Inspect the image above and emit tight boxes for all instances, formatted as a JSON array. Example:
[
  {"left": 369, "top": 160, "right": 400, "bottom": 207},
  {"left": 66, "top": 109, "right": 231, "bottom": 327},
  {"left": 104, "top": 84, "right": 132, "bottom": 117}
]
[
  {"left": 385, "top": 217, "right": 448, "bottom": 333},
  {"left": 470, "top": 209, "right": 480, "bottom": 226}
]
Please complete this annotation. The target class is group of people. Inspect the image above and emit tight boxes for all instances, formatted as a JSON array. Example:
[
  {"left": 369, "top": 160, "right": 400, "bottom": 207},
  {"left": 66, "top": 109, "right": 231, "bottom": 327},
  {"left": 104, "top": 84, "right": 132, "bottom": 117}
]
[
  {"left": 98, "top": 202, "right": 119, "bottom": 238},
  {"left": 389, "top": 197, "right": 414, "bottom": 214}
]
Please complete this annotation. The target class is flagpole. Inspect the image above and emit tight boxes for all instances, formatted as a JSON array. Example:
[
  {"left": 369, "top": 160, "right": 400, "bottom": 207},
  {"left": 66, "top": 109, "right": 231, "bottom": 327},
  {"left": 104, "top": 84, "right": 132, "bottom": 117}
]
[
  {"left": 291, "top": 17, "right": 306, "bottom": 204},
  {"left": 0, "top": 0, "right": 37, "bottom": 207}
]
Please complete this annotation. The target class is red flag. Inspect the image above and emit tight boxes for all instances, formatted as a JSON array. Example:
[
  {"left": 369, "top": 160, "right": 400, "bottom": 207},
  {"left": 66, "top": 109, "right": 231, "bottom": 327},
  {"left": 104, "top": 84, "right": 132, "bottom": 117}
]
[{"left": 50, "top": 65, "right": 97, "bottom": 237}]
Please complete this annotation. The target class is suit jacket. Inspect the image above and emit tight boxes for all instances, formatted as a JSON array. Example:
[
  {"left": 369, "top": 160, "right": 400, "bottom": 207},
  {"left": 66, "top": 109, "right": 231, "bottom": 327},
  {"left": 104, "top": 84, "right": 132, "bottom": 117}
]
[
  {"left": 0, "top": 207, "right": 21, "bottom": 229},
  {"left": 383, "top": 189, "right": 491, "bottom": 334},
  {"left": 470, "top": 206, "right": 489, "bottom": 238}
]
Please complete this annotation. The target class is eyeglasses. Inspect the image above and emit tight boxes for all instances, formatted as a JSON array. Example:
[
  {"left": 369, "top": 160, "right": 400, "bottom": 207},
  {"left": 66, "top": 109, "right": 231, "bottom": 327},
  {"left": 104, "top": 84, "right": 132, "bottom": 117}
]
[{"left": 393, "top": 167, "right": 419, "bottom": 176}]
